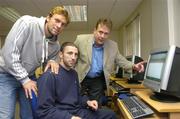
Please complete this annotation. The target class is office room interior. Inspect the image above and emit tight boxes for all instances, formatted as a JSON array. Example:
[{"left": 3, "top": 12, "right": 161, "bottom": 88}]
[
  {"left": 0, "top": 0, "right": 180, "bottom": 59},
  {"left": 1, "top": 0, "right": 180, "bottom": 119}
]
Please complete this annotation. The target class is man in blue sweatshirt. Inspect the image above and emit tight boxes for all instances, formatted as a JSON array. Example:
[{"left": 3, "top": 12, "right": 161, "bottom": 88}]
[{"left": 36, "top": 42, "right": 117, "bottom": 119}]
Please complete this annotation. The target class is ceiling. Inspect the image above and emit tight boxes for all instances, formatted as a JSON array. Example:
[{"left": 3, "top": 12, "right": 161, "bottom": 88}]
[{"left": 0, "top": 0, "right": 142, "bottom": 33}]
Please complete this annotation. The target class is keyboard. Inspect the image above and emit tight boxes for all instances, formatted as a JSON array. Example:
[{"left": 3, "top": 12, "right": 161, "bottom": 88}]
[
  {"left": 111, "top": 82, "right": 124, "bottom": 92},
  {"left": 121, "top": 96, "right": 154, "bottom": 119}
]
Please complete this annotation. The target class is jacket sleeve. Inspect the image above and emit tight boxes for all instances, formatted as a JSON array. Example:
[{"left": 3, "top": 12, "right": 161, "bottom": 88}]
[
  {"left": 36, "top": 71, "right": 73, "bottom": 119},
  {"left": 2, "top": 17, "right": 31, "bottom": 84},
  {"left": 74, "top": 35, "right": 80, "bottom": 47},
  {"left": 76, "top": 76, "right": 89, "bottom": 107}
]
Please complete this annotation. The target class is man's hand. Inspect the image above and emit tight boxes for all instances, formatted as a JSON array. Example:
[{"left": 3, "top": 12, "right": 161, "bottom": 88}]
[
  {"left": 23, "top": 80, "right": 37, "bottom": 99},
  {"left": 44, "top": 60, "right": 59, "bottom": 74},
  {"left": 71, "top": 116, "right": 81, "bottom": 119},
  {"left": 87, "top": 100, "right": 98, "bottom": 111},
  {"left": 133, "top": 61, "right": 146, "bottom": 73}
]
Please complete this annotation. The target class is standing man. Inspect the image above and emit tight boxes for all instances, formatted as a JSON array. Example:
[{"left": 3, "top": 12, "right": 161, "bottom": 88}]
[
  {"left": 74, "top": 18, "right": 144, "bottom": 105},
  {"left": 0, "top": 6, "right": 70, "bottom": 119},
  {"left": 36, "top": 42, "right": 117, "bottom": 119}
]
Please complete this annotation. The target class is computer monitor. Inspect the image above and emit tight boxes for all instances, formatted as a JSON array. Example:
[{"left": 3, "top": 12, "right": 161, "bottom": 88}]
[
  {"left": 143, "top": 45, "right": 180, "bottom": 102},
  {"left": 115, "top": 66, "right": 123, "bottom": 78},
  {"left": 123, "top": 55, "right": 145, "bottom": 84}
]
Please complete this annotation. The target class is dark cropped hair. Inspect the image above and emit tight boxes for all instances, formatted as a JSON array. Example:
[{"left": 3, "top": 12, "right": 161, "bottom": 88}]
[
  {"left": 95, "top": 18, "right": 112, "bottom": 31},
  {"left": 60, "top": 42, "right": 78, "bottom": 52}
]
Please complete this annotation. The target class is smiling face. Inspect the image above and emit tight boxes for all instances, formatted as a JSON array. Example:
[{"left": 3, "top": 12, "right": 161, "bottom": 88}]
[
  {"left": 93, "top": 24, "right": 110, "bottom": 46},
  {"left": 45, "top": 14, "right": 67, "bottom": 37}
]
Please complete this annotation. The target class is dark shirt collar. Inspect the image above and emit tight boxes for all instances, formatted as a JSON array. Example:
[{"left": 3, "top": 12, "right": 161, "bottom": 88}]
[{"left": 93, "top": 40, "right": 104, "bottom": 48}]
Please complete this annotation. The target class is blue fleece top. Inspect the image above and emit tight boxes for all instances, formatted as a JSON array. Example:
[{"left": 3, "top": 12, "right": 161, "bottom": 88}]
[{"left": 36, "top": 65, "right": 89, "bottom": 119}]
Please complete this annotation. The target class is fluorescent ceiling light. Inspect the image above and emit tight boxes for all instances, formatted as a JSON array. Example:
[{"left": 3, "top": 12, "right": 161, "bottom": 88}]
[
  {"left": 0, "top": 7, "right": 21, "bottom": 22},
  {"left": 64, "top": 5, "right": 87, "bottom": 22},
  {"left": 0, "top": 6, "right": 87, "bottom": 23}
]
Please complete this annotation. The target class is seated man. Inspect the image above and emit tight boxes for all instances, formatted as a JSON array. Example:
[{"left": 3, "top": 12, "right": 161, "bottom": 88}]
[{"left": 36, "top": 42, "right": 117, "bottom": 119}]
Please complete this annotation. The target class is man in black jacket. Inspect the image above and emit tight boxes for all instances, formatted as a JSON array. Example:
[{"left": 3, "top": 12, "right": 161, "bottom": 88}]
[{"left": 36, "top": 42, "right": 117, "bottom": 119}]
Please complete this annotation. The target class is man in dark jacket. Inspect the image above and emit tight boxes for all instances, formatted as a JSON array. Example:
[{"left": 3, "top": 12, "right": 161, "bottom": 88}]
[{"left": 36, "top": 42, "right": 117, "bottom": 119}]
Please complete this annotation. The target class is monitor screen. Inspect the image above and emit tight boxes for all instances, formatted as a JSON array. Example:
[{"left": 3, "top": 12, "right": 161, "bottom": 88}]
[
  {"left": 146, "top": 52, "right": 167, "bottom": 82},
  {"left": 143, "top": 45, "right": 180, "bottom": 102}
]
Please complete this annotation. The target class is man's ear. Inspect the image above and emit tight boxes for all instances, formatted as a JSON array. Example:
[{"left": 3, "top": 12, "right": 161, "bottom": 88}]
[
  {"left": 59, "top": 52, "right": 63, "bottom": 59},
  {"left": 46, "top": 15, "right": 50, "bottom": 22}
]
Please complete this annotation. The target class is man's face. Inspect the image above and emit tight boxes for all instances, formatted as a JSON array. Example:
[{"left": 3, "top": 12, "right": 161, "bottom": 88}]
[
  {"left": 46, "top": 14, "right": 67, "bottom": 36},
  {"left": 60, "top": 46, "right": 78, "bottom": 69},
  {"left": 93, "top": 24, "right": 110, "bottom": 46}
]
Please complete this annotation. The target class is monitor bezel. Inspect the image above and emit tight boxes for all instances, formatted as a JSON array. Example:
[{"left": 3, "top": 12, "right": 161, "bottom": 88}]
[
  {"left": 123, "top": 55, "right": 144, "bottom": 84},
  {"left": 143, "top": 46, "right": 176, "bottom": 93}
]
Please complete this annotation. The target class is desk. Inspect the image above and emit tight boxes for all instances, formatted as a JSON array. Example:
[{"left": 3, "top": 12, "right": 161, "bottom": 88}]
[
  {"left": 117, "top": 98, "right": 167, "bottom": 119},
  {"left": 109, "top": 76, "right": 127, "bottom": 81},
  {"left": 108, "top": 77, "right": 168, "bottom": 119},
  {"left": 109, "top": 76, "right": 146, "bottom": 94},
  {"left": 108, "top": 77, "right": 148, "bottom": 118},
  {"left": 115, "top": 80, "right": 144, "bottom": 88},
  {"left": 135, "top": 90, "right": 180, "bottom": 119}
]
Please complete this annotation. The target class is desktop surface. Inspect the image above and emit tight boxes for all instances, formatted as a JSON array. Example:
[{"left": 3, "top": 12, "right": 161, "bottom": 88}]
[
  {"left": 115, "top": 80, "right": 145, "bottom": 89},
  {"left": 109, "top": 76, "right": 127, "bottom": 81},
  {"left": 135, "top": 90, "right": 180, "bottom": 112}
]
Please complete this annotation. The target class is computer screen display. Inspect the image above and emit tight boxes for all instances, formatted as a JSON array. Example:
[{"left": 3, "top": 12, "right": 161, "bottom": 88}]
[{"left": 146, "top": 52, "right": 167, "bottom": 81}]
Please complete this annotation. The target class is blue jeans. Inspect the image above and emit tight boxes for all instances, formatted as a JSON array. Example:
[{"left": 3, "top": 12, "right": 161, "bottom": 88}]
[
  {"left": 0, "top": 73, "right": 33, "bottom": 119},
  {"left": 29, "top": 75, "right": 38, "bottom": 119}
]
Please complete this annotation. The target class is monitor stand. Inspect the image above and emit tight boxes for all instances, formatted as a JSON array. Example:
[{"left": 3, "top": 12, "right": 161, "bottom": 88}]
[
  {"left": 150, "top": 92, "right": 180, "bottom": 103},
  {"left": 127, "top": 79, "right": 141, "bottom": 84}
]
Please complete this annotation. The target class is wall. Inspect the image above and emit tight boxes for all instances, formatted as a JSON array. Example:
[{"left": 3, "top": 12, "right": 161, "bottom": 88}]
[
  {"left": 173, "top": 0, "right": 180, "bottom": 46},
  {"left": 151, "top": 0, "right": 169, "bottom": 49},
  {"left": 58, "top": 30, "right": 90, "bottom": 44},
  {"left": 137, "top": 0, "right": 153, "bottom": 60},
  {"left": 168, "top": 0, "right": 180, "bottom": 47},
  {"left": 151, "top": 0, "right": 180, "bottom": 48},
  {"left": 119, "top": 0, "right": 153, "bottom": 60},
  {"left": 119, "top": 0, "right": 180, "bottom": 60}
]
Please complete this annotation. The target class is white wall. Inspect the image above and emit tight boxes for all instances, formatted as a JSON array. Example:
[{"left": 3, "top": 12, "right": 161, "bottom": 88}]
[
  {"left": 168, "top": 0, "right": 180, "bottom": 47},
  {"left": 151, "top": 0, "right": 169, "bottom": 49},
  {"left": 151, "top": 0, "right": 180, "bottom": 48},
  {"left": 173, "top": 0, "right": 180, "bottom": 46},
  {"left": 119, "top": 0, "right": 180, "bottom": 60},
  {"left": 119, "top": 0, "right": 153, "bottom": 60},
  {"left": 58, "top": 30, "right": 90, "bottom": 44}
]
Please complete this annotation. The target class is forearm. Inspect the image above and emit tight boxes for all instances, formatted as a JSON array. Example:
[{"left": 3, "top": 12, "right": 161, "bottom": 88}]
[{"left": 2, "top": 47, "right": 29, "bottom": 83}]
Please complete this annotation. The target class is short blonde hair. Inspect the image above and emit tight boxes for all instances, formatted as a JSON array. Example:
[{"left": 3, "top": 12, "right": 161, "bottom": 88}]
[{"left": 48, "top": 6, "right": 70, "bottom": 25}]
